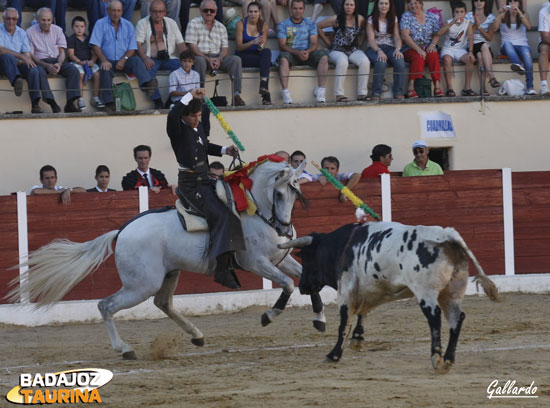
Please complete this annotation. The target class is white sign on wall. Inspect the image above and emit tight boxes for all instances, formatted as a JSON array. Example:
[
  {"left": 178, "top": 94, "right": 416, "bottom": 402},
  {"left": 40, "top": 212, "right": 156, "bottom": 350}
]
[{"left": 418, "top": 111, "right": 456, "bottom": 139}]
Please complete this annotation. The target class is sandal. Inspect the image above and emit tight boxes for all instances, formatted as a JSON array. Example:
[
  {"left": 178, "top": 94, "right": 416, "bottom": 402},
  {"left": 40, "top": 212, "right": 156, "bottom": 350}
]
[
  {"left": 461, "top": 89, "right": 477, "bottom": 96},
  {"left": 406, "top": 89, "right": 419, "bottom": 99},
  {"left": 489, "top": 78, "right": 501, "bottom": 88},
  {"left": 482, "top": 89, "right": 490, "bottom": 96},
  {"left": 336, "top": 95, "right": 350, "bottom": 102},
  {"left": 357, "top": 94, "right": 371, "bottom": 101},
  {"left": 446, "top": 89, "right": 456, "bottom": 97},
  {"left": 434, "top": 88, "right": 445, "bottom": 97}
]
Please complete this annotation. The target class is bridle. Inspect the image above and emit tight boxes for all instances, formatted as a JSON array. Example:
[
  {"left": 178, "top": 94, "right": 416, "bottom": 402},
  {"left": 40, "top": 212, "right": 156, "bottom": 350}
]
[{"left": 246, "top": 175, "right": 308, "bottom": 240}]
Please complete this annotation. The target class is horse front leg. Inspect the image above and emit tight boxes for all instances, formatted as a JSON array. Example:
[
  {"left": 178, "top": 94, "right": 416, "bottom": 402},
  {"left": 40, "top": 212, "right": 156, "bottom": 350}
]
[{"left": 278, "top": 255, "right": 326, "bottom": 332}]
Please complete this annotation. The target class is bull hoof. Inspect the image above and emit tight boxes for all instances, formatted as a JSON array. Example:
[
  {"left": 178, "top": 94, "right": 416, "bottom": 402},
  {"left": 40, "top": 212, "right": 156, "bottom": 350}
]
[
  {"left": 325, "top": 353, "right": 341, "bottom": 363},
  {"left": 191, "top": 337, "right": 205, "bottom": 347},
  {"left": 350, "top": 338, "right": 364, "bottom": 352},
  {"left": 313, "top": 320, "right": 326, "bottom": 332},
  {"left": 261, "top": 312, "right": 272, "bottom": 327},
  {"left": 431, "top": 354, "right": 451, "bottom": 373},
  {"left": 122, "top": 350, "right": 137, "bottom": 360}
]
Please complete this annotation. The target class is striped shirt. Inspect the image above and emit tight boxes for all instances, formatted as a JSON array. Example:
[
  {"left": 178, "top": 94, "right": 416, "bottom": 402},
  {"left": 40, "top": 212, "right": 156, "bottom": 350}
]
[
  {"left": 169, "top": 67, "right": 201, "bottom": 102},
  {"left": 185, "top": 17, "right": 228, "bottom": 55}
]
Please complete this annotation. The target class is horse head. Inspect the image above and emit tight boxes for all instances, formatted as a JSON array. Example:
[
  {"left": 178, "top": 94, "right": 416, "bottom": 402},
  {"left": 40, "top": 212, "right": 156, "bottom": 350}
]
[{"left": 249, "top": 159, "right": 308, "bottom": 238}]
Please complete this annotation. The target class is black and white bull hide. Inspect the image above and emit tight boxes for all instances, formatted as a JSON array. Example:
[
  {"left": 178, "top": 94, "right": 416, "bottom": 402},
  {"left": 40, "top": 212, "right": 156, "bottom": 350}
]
[{"left": 279, "top": 222, "right": 499, "bottom": 373}]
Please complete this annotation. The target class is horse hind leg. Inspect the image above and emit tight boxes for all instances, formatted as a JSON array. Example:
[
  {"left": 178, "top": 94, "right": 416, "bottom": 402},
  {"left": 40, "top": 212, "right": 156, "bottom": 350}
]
[
  {"left": 154, "top": 271, "right": 204, "bottom": 346},
  {"left": 98, "top": 288, "right": 153, "bottom": 360}
]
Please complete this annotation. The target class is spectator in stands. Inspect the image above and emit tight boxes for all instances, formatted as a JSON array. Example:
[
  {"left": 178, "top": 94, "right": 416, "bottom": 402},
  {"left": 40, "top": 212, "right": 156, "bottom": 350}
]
[
  {"left": 31, "top": 164, "right": 86, "bottom": 204},
  {"left": 466, "top": 0, "right": 500, "bottom": 95},
  {"left": 141, "top": 0, "right": 181, "bottom": 25},
  {"left": 275, "top": 150, "right": 290, "bottom": 161},
  {"left": 311, "top": 0, "right": 342, "bottom": 23},
  {"left": 361, "top": 144, "right": 393, "bottom": 178},
  {"left": 26, "top": 7, "right": 82, "bottom": 113},
  {"left": 122, "top": 144, "right": 175, "bottom": 193},
  {"left": 290, "top": 149, "right": 314, "bottom": 183},
  {"left": 136, "top": 0, "right": 185, "bottom": 107},
  {"left": 209, "top": 161, "right": 225, "bottom": 179},
  {"left": 185, "top": 0, "right": 246, "bottom": 106},
  {"left": 180, "top": 0, "right": 223, "bottom": 37},
  {"left": 438, "top": 2, "right": 476, "bottom": 97},
  {"left": 169, "top": 50, "right": 211, "bottom": 134},
  {"left": 91, "top": 0, "right": 163, "bottom": 110},
  {"left": 228, "top": 0, "right": 274, "bottom": 33},
  {"left": 491, "top": 0, "right": 535, "bottom": 95},
  {"left": 89, "top": 0, "right": 137, "bottom": 32},
  {"left": 7, "top": 0, "right": 66, "bottom": 31},
  {"left": 87, "top": 165, "right": 116, "bottom": 192},
  {"left": 0, "top": 8, "right": 43, "bottom": 111},
  {"left": 366, "top": 0, "right": 406, "bottom": 100},
  {"left": 314, "top": 156, "right": 360, "bottom": 202},
  {"left": 235, "top": 1, "right": 272, "bottom": 105},
  {"left": 317, "top": 0, "right": 370, "bottom": 102},
  {"left": 400, "top": 0, "right": 444, "bottom": 98},
  {"left": 277, "top": 0, "right": 329, "bottom": 104},
  {"left": 539, "top": 0, "right": 550, "bottom": 95},
  {"left": 67, "top": 16, "right": 104, "bottom": 110},
  {"left": 402, "top": 140, "right": 443, "bottom": 176}
]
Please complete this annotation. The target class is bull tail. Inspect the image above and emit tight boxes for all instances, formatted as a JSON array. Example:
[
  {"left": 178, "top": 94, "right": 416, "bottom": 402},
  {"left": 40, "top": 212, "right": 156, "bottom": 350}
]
[
  {"left": 6, "top": 230, "right": 119, "bottom": 308},
  {"left": 445, "top": 228, "right": 501, "bottom": 302}
]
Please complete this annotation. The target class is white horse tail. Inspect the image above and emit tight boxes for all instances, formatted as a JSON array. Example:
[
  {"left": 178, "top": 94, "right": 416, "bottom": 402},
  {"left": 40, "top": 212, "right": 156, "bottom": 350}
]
[
  {"left": 7, "top": 230, "right": 119, "bottom": 308},
  {"left": 444, "top": 227, "right": 501, "bottom": 302}
]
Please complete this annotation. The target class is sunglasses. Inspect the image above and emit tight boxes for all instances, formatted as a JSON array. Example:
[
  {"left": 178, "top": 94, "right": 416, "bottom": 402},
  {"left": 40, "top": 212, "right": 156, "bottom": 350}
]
[
  {"left": 413, "top": 148, "right": 425, "bottom": 154},
  {"left": 201, "top": 8, "right": 216, "bottom": 14}
]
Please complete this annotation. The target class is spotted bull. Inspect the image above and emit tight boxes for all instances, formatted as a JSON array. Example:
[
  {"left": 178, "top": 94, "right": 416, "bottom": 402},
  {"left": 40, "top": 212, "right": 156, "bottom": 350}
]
[{"left": 279, "top": 222, "right": 499, "bottom": 373}]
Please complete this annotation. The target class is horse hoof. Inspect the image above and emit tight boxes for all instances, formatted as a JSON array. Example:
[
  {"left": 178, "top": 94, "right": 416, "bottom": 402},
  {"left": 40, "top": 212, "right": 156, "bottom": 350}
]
[
  {"left": 261, "top": 313, "right": 272, "bottom": 327},
  {"left": 350, "top": 338, "right": 364, "bottom": 352},
  {"left": 313, "top": 320, "right": 326, "bottom": 332},
  {"left": 122, "top": 351, "right": 137, "bottom": 360},
  {"left": 191, "top": 337, "right": 205, "bottom": 347}
]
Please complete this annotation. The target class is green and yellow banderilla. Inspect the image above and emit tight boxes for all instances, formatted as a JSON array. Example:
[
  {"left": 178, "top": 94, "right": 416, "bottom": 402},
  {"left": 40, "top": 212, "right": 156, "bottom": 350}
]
[{"left": 312, "top": 161, "right": 380, "bottom": 221}]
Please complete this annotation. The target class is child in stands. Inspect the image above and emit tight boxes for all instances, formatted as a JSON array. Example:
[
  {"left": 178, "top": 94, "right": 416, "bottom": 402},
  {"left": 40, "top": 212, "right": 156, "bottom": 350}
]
[
  {"left": 437, "top": 2, "right": 476, "bottom": 97},
  {"left": 66, "top": 16, "right": 104, "bottom": 110}
]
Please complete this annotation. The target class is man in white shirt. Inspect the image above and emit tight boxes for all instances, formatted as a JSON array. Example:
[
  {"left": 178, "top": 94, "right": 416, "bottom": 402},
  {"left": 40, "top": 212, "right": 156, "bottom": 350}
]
[
  {"left": 313, "top": 156, "right": 360, "bottom": 202},
  {"left": 136, "top": 0, "right": 186, "bottom": 104},
  {"left": 30, "top": 165, "right": 85, "bottom": 204},
  {"left": 538, "top": 1, "right": 550, "bottom": 95}
]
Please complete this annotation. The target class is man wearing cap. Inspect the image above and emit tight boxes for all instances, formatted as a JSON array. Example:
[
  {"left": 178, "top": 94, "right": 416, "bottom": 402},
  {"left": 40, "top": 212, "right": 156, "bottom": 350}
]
[{"left": 402, "top": 140, "right": 444, "bottom": 177}]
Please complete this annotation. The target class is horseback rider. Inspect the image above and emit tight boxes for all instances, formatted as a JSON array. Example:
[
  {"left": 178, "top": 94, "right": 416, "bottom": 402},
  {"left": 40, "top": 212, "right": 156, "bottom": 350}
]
[{"left": 167, "top": 89, "right": 245, "bottom": 289}]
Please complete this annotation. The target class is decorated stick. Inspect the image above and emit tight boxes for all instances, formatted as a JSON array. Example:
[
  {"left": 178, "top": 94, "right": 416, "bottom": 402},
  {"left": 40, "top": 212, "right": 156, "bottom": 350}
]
[
  {"left": 204, "top": 96, "right": 246, "bottom": 152},
  {"left": 312, "top": 161, "right": 380, "bottom": 221}
]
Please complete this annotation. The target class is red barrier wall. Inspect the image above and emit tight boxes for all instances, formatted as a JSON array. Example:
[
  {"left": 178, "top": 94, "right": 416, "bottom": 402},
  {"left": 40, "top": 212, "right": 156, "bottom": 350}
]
[{"left": 1, "top": 170, "right": 548, "bottom": 304}]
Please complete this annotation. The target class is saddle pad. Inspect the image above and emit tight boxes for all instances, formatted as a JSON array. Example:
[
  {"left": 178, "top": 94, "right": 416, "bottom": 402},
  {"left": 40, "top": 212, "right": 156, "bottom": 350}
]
[{"left": 175, "top": 199, "right": 208, "bottom": 232}]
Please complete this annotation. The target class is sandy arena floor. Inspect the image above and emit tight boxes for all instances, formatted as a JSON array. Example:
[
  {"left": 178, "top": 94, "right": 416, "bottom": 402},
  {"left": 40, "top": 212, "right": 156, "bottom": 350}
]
[{"left": 1, "top": 293, "right": 549, "bottom": 407}]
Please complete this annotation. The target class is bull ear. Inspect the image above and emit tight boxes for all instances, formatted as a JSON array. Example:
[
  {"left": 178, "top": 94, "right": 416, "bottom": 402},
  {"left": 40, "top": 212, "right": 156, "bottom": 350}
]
[{"left": 278, "top": 236, "right": 314, "bottom": 249}]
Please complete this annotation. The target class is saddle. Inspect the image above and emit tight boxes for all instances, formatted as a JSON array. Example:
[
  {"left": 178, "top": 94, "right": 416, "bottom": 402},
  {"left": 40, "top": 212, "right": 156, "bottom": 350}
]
[{"left": 175, "top": 179, "right": 239, "bottom": 232}]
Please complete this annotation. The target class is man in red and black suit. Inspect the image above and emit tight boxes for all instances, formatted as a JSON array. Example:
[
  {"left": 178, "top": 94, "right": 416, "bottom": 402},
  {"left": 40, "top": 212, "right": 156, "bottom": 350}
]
[{"left": 121, "top": 144, "right": 174, "bottom": 193}]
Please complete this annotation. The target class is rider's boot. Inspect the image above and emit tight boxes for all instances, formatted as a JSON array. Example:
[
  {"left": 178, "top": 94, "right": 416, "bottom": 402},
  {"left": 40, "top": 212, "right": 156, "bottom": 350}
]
[{"left": 214, "top": 253, "right": 241, "bottom": 290}]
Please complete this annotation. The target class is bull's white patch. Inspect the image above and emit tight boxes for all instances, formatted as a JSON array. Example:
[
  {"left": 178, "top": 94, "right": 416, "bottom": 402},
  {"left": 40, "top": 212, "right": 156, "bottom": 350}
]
[
  {"left": 486, "top": 379, "right": 538, "bottom": 399},
  {"left": 6, "top": 368, "right": 113, "bottom": 404}
]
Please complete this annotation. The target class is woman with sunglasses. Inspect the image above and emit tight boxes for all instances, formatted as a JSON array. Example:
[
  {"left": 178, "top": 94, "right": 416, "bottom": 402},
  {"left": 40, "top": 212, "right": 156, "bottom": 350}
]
[
  {"left": 466, "top": 0, "right": 500, "bottom": 93},
  {"left": 400, "top": 0, "right": 444, "bottom": 98},
  {"left": 235, "top": 2, "right": 272, "bottom": 104}
]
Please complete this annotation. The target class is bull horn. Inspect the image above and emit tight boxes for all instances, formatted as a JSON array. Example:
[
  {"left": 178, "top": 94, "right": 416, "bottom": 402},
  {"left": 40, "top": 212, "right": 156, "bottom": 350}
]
[{"left": 278, "top": 236, "right": 313, "bottom": 249}]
